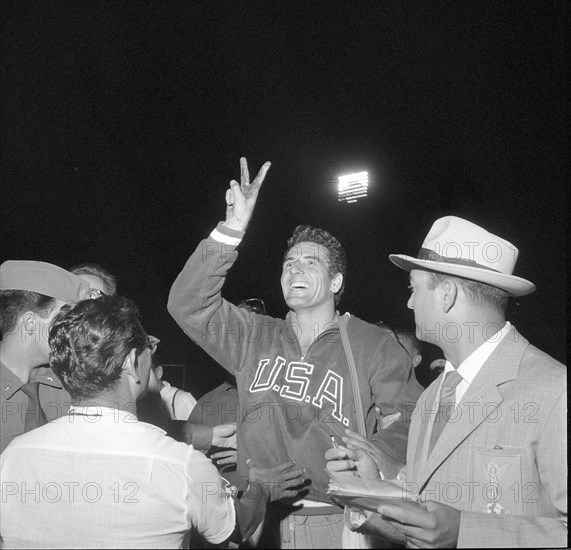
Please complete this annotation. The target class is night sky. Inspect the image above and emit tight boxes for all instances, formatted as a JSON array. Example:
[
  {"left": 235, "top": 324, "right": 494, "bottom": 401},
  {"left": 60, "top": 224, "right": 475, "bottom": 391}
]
[{"left": 2, "top": 1, "right": 567, "bottom": 395}]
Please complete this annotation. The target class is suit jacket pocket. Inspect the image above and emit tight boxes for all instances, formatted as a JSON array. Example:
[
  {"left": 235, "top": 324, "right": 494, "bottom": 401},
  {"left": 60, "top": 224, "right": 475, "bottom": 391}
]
[{"left": 468, "top": 445, "right": 524, "bottom": 516}]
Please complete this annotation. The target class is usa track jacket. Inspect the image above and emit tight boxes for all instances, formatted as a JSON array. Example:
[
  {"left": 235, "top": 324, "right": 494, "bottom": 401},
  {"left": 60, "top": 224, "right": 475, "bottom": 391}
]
[{"left": 168, "top": 229, "right": 424, "bottom": 505}]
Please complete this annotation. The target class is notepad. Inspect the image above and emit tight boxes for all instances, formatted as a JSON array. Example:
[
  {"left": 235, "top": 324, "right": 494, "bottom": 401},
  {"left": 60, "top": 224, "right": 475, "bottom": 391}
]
[{"left": 327, "top": 470, "right": 424, "bottom": 513}]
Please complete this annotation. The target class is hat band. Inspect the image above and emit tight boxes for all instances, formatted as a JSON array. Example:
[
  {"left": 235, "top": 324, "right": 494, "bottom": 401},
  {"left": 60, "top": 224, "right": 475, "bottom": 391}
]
[{"left": 417, "top": 248, "right": 501, "bottom": 273}]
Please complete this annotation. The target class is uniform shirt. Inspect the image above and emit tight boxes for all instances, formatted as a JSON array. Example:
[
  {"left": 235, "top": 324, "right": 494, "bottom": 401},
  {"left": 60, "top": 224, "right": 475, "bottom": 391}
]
[
  {"left": 0, "top": 406, "right": 235, "bottom": 549},
  {"left": 0, "top": 362, "right": 70, "bottom": 453}
]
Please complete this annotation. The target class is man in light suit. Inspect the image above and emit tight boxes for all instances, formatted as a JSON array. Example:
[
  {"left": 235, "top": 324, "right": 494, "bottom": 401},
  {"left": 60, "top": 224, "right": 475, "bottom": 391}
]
[{"left": 326, "top": 216, "right": 567, "bottom": 548}]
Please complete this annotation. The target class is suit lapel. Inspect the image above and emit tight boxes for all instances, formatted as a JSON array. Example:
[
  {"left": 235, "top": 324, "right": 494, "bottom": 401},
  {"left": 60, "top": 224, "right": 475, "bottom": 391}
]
[{"left": 418, "top": 328, "right": 529, "bottom": 489}]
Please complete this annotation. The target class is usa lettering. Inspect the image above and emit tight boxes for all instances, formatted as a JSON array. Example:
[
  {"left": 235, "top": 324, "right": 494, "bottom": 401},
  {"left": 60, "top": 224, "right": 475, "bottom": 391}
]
[{"left": 248, "top": 356, "right": 349, "bottom": 426}]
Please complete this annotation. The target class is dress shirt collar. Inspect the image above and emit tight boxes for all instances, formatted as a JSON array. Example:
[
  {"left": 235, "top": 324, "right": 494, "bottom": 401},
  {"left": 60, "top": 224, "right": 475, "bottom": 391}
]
[
  {"left": 442, "top": 321, "right": 511, "bottom": 404},
  {"left": 68, "top": 405, "right": 138, "bottom": 423}
]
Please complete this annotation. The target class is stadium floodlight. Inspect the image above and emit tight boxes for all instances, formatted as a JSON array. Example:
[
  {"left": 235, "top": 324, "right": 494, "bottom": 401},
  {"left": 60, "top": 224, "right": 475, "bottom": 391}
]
[{"left": 337, "top": 171, "right": 369, "bottom": 203}]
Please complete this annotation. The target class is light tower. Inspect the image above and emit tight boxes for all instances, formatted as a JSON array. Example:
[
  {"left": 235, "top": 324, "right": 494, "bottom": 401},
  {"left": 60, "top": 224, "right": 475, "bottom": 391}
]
[{"left": 337, "top": 171, "right": 369, "bottom": 203}]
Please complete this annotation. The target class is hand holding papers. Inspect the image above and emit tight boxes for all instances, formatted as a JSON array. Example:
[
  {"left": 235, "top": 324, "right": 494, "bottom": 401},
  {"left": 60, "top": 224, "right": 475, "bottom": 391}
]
[
  {"left": 327, "top": 470, "right": 424, "bottom": 514},
  {"left": 325, "top": 440, "right": 426, "bottom": 545}
]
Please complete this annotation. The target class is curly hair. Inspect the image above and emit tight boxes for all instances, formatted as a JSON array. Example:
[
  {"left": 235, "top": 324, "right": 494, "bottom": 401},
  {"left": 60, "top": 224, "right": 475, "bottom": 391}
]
[
  {"left": 0, "top": 290, "right": 57, "bottom": 337},
  {"left": 285, "top": 225, "right": 347, "bottom": 305},
  {"left": 48, "top": 296, "right": 147, "bottom": 400}
]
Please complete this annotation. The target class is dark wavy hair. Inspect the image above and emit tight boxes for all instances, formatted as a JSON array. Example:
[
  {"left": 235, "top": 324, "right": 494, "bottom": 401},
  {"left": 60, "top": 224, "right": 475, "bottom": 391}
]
[
  {"left": 48, "top": 296, "right": 147, "bottom": 400},
  {"left": 0, "top": 290, "right": 57, "bottom": 336},
  {"left": 285, "top": 225, "right": 347, "bottom": 305}
]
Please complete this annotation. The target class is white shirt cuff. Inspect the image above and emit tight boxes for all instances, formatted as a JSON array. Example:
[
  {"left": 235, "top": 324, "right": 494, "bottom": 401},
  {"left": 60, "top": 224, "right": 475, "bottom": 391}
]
[{"left": 210, "top": 222, "right": 244, "bottom": 247}]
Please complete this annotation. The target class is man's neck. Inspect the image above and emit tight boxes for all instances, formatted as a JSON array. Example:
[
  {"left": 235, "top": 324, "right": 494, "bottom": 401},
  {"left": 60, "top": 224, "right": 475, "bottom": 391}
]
[
  {"left": 290, "top": 305, "right": 338, "bottom": 355},
  {"left": 0, "top": 339, "right": 45, "bottom": 384},
  {"left": 74, "top": 391, "right": 138, "bottom": 415},
  {"left": 442, "top": 313, "right": 507, "bottom": 368}
]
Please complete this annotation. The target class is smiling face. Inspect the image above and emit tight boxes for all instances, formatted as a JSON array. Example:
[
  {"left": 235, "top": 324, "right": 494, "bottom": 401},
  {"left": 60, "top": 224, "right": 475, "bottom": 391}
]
[{"left": 281, "top": 241, "right": 342, "bottom": 313}]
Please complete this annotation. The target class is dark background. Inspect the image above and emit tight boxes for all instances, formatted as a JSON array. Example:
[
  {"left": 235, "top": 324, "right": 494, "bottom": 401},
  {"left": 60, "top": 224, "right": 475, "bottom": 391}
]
[{"left": 2, "top": 1, "right": 567, "bottom": 396}]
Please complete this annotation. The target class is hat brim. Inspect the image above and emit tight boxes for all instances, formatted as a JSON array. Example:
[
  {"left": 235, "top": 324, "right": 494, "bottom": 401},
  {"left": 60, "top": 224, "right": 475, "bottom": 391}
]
[{"left": 389, "top": 254, "right": 536, "bottom": 297}]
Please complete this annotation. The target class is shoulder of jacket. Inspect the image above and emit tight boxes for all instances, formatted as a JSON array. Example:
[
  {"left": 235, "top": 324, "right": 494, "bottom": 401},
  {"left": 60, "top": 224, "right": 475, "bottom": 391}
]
[{"left": 519, "top": 343, "right": 566, "bottom": 383}]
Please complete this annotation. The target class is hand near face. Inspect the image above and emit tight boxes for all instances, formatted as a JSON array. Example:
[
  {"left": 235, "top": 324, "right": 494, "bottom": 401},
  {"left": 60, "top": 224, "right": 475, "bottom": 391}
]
[{"left": 224, "top": 157, "right": 271, "bottom": 232}]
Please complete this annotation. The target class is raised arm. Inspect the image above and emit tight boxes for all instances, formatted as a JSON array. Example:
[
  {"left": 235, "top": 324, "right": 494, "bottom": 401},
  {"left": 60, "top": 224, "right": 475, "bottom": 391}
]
[
  {"left": 223, "top": 157, "right": 271, "bottom": 232},
  {"left": 167, "top": 158, "right": 272, "bottom": 373}
]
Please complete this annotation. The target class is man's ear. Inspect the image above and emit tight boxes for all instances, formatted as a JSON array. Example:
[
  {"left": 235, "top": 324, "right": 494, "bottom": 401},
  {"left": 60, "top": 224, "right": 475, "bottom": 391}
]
[
  {"left": 330, "top": 273, "right": 343, "bottom": 294},
  {"left": 22, "top": 311, "right": 36, "bottom": 334},
  {"left": 412, "top": 353, "right": 423, "bottom": 368},
  {"left": 155, "top": 365, "right": 163, "bottom": 380},
  {"left": 441, "top": 278, "right": 458, "bottom": 313},
  {"left": 123, "top": 348, "right": 141, "bottom": 385}
]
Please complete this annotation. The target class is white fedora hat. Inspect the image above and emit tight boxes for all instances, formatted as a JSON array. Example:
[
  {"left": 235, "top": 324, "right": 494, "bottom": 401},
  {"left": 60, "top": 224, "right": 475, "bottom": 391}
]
[{"left": 389, "top": 216, "right": 536, "bottom": 297}]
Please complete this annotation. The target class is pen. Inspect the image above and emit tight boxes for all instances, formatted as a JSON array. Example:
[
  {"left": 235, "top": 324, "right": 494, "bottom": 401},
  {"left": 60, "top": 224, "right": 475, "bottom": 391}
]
[
  {"left": 417, "top": 498, "right": 428, "bottom": 512},
  {"left": 331, "top": 436, "right": 338, "bottom": 449}
]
